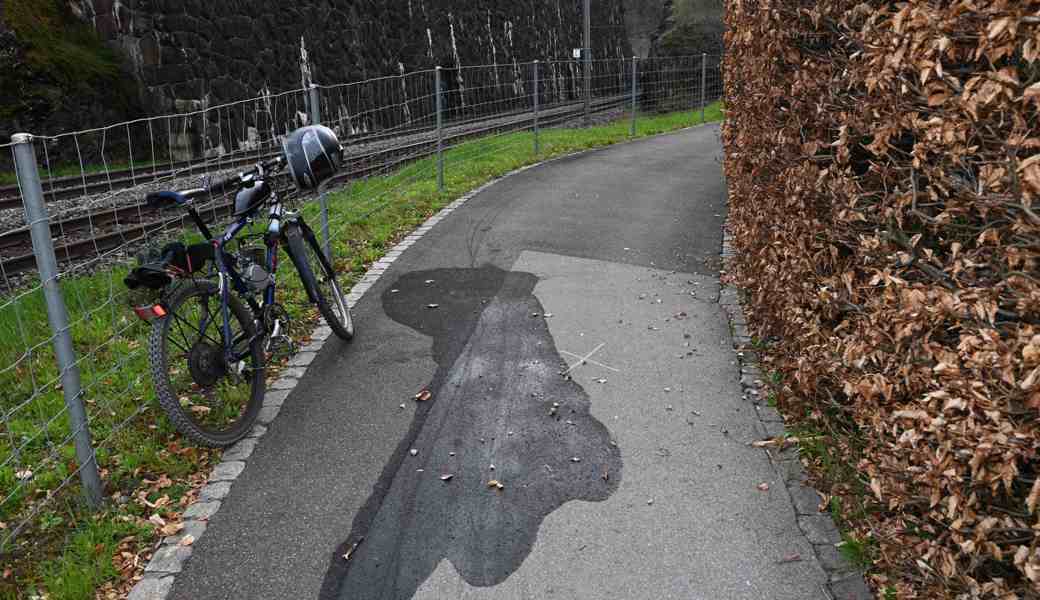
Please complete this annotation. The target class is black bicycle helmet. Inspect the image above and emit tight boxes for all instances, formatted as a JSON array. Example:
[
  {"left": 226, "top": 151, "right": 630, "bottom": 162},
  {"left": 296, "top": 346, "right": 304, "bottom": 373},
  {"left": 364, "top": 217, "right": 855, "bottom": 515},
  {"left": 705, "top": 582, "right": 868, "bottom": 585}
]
[{"left": 281, "top": 125, "right": 344, "bottom": 191}]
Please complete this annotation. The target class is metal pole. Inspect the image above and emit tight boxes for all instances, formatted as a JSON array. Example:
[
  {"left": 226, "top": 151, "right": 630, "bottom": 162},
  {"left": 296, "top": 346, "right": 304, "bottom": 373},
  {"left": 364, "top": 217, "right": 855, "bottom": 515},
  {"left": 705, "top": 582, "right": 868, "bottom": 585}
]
[
  {"left": 308, "top": 84, "right": 332, "bottom": 260},
  {"left": 11, "top": 133, "right": 103, "bottom": 508},
  {"left": 533, "top": 60, "right": 540, "bottom": 154},
  {"left": 435, "top": 66, "right": 444, "bottom": 192},
  {"left": 701, "top": 53, "right": 707, "bottom": 123},
  {"left": 630, "top": 56, "right": 638, "bottom": 136},
  {"left": 583, "top": 0, "right": 591, "bottom": 127}
]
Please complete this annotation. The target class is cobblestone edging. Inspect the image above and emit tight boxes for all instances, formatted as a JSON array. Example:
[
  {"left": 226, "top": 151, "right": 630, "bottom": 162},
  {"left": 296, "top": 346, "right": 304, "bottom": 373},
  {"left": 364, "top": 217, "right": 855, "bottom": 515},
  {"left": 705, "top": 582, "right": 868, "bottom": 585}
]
[{"left": 718, "top": 228, "right": 873, "bottom": 600}]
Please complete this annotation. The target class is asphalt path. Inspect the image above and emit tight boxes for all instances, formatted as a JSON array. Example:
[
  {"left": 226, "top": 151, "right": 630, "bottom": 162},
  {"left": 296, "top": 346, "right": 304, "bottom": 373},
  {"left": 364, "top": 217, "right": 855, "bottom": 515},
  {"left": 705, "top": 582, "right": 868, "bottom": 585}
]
[{"left": 168, "top": 125, "right": 829, "bottom": 600}]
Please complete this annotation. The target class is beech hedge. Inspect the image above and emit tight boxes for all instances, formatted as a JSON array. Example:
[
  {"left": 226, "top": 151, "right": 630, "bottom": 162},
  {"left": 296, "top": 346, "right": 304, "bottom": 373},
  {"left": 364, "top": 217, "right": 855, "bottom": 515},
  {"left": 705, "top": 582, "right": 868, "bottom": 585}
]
[{"left": 722, "top": 0, "right": 1040, "bottom": 596}]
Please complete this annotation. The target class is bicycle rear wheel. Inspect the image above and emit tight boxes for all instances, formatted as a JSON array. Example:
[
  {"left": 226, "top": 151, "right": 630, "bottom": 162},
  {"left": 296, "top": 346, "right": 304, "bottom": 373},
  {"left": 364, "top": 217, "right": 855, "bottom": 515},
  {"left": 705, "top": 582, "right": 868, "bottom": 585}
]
[
  {"left": 285, "top": 221, "right": 354, "bottom": 340},
  {"left": 149, "top": 280, "right": 265, "bottom": 447}
]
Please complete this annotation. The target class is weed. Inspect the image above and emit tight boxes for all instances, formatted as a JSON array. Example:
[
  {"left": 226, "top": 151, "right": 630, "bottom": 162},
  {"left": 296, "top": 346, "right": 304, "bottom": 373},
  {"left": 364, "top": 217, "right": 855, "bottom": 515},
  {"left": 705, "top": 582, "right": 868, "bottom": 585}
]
[{"left": 838, "top": 532, "right": 877, "bottom": 569}]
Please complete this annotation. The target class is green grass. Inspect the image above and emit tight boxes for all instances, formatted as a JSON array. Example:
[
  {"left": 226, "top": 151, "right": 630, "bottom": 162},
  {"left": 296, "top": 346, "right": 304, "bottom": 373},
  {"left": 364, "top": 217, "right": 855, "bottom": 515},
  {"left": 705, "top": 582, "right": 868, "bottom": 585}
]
[
  {"left": 37, "top": 516, "right": 147, "bottom": 599},
  {"left": 838, "top": 531, "right": 877, "bottom": 569},
  {"left": 789, "top": 410, "right": 878, "bottom": 575},
  {"left": 0, "top": 104, "right": 723, "bottom": 598}
]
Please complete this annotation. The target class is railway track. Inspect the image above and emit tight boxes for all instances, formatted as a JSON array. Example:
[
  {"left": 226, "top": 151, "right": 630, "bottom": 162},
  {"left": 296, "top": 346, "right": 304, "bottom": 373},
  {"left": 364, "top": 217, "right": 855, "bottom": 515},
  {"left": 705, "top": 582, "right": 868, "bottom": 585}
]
[
  {"left": 0, "top": 96, "right": 626, "bottom": 276},
  {"left": 0, "top": 99, "right": 594, "bottom": 210}
]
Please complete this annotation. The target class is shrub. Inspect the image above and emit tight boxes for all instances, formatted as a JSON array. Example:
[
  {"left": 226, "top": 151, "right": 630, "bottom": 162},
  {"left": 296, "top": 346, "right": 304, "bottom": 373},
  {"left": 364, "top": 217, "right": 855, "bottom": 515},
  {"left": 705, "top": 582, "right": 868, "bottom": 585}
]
[{"left": 722, "top": 0, "right": 1040, "bottom": 596}]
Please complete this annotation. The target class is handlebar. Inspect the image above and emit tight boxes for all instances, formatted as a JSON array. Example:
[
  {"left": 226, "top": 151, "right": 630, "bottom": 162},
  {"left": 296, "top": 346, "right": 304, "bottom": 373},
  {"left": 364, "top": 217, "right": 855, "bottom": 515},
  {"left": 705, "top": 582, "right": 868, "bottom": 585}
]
[{"left": 146, "top": 156, "right": 284, "bottom": 209}]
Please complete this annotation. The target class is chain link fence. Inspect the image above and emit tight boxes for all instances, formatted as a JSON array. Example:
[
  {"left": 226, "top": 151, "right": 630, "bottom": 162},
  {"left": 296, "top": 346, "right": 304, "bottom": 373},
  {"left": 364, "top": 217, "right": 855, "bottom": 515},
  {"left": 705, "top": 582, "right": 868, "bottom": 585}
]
[{"left": 0, "top": 54, "right": 723, "bottom": 557}]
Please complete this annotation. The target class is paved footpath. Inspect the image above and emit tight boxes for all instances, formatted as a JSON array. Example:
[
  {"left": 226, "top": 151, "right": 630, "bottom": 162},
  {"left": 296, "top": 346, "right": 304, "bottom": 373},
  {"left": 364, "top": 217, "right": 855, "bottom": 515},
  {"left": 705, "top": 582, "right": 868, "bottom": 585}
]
[{"left": 158, "top": 126, "right": 860, "bottom": 600}]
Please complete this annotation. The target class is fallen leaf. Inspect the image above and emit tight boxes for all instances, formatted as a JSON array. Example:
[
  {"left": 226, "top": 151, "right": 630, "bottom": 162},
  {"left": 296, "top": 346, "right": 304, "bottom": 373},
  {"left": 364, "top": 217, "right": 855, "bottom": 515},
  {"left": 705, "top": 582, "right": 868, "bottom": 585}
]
[
  {"left": 1027, "top": 478, "right": 1040, "bottom": 514},
  {"left": 415, "top": 389, "right": 432, "bottom": 402},
  {"left": 342, "top": 537, "right": 364, "bottom": 561},
  {"left": 179, "top": 535, "right": 195, "bottom": 547},
  {"left": 757, "top": 482, "right": 770, "bottom": 491},
  {"left": 750, "top": 436, "right": 816, "bottom": 448},
  {"left": 148, "top": 514, "right": 166, "bottom": 527},
  {"left": 160, "top": 522, "right": 184, "bottom": 537},
  {"left": 189, "top": 405, "right": 211, "bottom": 414},
  {"left": 870, "top": 477, "right": 883, "bottom": 502}
]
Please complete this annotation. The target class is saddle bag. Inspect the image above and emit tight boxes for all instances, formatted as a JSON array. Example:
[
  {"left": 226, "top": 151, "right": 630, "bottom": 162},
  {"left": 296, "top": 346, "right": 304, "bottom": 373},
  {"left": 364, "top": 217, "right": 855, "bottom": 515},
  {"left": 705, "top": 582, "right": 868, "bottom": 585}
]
[{"left": 124, "top": 242, "right": 214, "bottom": 290}]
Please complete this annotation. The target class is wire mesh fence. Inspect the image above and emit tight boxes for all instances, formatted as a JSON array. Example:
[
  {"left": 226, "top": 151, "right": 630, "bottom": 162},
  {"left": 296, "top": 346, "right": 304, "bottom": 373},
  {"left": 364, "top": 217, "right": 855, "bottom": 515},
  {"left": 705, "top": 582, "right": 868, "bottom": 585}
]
[{"left": 0, "top": 55, "right": 723, "bottom": 557}]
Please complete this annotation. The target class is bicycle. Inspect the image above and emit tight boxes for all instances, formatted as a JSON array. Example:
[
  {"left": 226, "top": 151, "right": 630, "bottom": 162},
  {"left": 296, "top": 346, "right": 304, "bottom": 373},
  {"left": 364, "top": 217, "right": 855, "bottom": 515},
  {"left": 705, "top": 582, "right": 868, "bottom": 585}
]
[{"left": 125, "top": 126, "right": 354, "bottom": 446}]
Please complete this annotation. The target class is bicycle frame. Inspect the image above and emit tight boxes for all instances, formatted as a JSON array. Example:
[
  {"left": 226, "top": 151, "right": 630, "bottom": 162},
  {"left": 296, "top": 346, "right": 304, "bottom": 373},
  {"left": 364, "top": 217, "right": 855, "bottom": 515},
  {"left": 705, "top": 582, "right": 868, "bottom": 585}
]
[{"left": 181, "top": 183, "right": 299, "bottom": 367}]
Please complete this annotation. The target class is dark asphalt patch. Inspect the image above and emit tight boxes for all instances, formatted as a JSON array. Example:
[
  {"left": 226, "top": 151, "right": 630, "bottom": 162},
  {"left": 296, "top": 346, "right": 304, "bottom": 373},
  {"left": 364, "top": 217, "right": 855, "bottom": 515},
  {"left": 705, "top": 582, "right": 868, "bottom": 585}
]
[{"left": 320, "top": 266, "right": 622, "bottom": 600}]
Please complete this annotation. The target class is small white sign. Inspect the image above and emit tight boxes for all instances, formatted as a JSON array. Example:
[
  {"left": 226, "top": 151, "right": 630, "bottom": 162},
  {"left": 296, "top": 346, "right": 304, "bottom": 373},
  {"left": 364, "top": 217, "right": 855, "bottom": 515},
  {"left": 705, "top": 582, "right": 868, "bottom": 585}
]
[{"left": 573, "top": 48, "right": 582, "bottom": 59}]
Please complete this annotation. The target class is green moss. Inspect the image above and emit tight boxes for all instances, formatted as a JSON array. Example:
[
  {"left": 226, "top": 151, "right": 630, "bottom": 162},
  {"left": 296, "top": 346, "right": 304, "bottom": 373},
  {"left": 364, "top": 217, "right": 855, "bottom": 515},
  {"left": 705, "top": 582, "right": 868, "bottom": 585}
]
[{"left": 4, "top": 0, "right": 123, "bottom": 85}]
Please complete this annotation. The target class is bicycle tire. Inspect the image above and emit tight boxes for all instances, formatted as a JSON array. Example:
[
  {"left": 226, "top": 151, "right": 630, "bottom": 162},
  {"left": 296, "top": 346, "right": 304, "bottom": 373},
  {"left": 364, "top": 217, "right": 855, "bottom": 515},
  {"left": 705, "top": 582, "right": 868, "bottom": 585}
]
[
  {"left": 149, "top": 280, "right": 265, "bottom": 447},
  {"left": 285, "top": 222, "right": 354, "bottom": 340}
]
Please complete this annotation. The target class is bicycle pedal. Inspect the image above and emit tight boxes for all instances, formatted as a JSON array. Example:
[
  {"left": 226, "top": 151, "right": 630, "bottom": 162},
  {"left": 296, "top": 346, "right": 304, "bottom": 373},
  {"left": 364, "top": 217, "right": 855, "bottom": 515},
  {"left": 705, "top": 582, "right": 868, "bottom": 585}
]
[{"left": 268, "top": 334, "right": 296, "bottom": 362}]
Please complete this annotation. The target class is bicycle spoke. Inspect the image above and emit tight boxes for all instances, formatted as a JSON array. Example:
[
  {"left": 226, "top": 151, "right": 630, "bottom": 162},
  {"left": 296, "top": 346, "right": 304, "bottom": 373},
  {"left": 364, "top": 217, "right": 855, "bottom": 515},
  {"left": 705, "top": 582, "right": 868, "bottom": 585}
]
[
  {"left": 167, "top": 335, "right": 189, "bottom": 354},
  {"left": 157, "top": 282, "right": 260, "bottom": 442}
]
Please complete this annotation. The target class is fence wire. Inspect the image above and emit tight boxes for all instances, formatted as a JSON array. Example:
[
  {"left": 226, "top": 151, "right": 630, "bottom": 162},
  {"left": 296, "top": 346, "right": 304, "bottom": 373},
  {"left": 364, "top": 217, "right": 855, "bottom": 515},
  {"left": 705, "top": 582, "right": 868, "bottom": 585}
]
[{"left": 0, "top": 55, "right": 723, "bottom": 556}]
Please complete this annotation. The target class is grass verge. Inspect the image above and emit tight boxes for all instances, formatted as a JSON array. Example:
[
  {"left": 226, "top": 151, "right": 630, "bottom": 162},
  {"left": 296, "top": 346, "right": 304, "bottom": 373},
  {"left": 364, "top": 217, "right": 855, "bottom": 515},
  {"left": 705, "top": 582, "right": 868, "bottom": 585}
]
[{"left": 0, "top": 104, "right": 723, "bottom": 598}]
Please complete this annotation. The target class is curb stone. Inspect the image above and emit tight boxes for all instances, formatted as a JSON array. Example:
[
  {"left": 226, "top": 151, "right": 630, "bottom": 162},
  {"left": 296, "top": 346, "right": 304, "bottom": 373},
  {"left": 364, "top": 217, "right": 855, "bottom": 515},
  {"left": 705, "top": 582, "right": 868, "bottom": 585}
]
[
  {"left": 718, "top": 211, "right": 872, "bottom": 599},
  {"left": 127, "top": 123, "right": 723, "bottom": 599},
  {"left": 126, "top": 575, "right": 173, "bottom": 600}
]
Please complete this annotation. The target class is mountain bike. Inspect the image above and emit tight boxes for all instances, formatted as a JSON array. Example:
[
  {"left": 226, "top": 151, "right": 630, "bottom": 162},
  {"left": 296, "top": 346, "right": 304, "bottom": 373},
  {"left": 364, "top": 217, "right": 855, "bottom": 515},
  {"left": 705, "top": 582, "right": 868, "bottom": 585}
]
[{"left": 126, "top": 152, "right": 353, "bottom": 446}]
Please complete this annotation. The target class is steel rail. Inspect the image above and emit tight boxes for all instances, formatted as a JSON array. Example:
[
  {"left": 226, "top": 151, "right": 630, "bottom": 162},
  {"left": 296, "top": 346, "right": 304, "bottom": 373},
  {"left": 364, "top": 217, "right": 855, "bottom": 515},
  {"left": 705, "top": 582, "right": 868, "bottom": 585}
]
[{"left": 0, "top": 96, "right": 628, "bottom": 276}]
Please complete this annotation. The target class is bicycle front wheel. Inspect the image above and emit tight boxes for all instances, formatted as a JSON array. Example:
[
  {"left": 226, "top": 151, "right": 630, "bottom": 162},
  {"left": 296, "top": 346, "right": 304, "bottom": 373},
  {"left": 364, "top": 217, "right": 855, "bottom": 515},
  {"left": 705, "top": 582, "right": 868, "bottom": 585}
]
[
  {"left": 149, "top": 280, "right": 265, "bottom": 446},
  {"left": 285, "top": 221, "right": 354, "bottom": 340}
]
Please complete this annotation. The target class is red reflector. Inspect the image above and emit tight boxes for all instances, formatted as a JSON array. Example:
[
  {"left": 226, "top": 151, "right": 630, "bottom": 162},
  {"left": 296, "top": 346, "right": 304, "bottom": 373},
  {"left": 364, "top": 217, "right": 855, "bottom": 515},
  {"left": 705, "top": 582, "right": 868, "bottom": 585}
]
[{"left": 133, "top": 304, "right": 167, "bottom": 321}]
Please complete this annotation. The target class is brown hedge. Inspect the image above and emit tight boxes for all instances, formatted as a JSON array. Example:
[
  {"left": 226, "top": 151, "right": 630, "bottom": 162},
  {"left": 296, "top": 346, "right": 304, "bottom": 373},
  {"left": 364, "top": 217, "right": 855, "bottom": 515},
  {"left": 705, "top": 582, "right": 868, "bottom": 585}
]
[{"left": 721, "top": 0, "right": 1040, "bottom": 596}]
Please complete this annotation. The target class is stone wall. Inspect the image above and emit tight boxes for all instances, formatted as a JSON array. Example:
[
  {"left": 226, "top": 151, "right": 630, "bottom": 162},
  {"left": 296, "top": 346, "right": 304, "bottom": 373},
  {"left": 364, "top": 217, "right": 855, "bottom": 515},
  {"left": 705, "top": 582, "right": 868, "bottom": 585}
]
[{"left": 76, "top": 0, "right": 631, "bottom": 116}]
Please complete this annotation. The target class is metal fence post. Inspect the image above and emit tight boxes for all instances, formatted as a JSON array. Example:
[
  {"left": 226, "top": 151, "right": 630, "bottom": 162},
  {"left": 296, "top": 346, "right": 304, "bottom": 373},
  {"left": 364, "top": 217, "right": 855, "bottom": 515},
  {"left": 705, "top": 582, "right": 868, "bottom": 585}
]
[
  {"left": 435, "top": 66, "right": 444, "bottom": 192},
  {"left": 701, "top": 53, "right": 707, "bottom": 123},
  {"left": 583, "top": 0, "right": 591, "bottom": 127},
  {"left": 308, "top": 84, "right": 332, "bottom": 260},
  {"left": 11, "top": 133, "right": 103, "bottom": 508},
  {"left": 533, "top": 60, "right": 540, "bottom": 154},
  {"left": 630, "top": 56, "right": 638, "bottom": 136}
]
